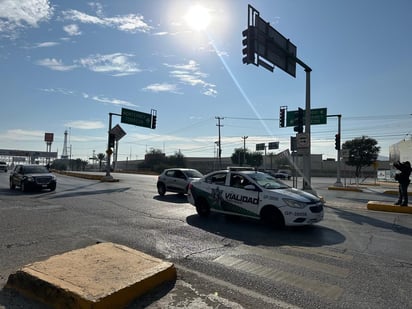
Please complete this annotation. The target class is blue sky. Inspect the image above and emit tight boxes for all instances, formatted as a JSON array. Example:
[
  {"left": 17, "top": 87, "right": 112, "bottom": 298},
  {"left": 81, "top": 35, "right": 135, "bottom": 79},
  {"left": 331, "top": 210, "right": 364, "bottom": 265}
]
[{"left": 0, "top": 0, "right": 411, "bottom": 162}]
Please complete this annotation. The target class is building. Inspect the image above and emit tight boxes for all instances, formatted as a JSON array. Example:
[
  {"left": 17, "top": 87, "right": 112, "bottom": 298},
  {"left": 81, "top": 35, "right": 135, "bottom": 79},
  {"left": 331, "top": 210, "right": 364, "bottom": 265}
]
[{"left": 389, "top": 137, "right": 412, "bottom": 163}]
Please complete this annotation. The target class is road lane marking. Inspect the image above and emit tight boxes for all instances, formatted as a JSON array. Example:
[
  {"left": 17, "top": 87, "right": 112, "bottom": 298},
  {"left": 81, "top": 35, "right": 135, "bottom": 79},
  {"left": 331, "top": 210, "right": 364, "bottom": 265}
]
[
  {"left": 283, "top": 245, "right": 353, "bottom": 262},
  {"left": 177, "top": 264, "right": 302, "bottom": 309},
  {"left": 214, "top": 255, "right": 344, "bottom": 301},
  {"left": 239, "top": 245, "right": 350, "bottom": 278}
]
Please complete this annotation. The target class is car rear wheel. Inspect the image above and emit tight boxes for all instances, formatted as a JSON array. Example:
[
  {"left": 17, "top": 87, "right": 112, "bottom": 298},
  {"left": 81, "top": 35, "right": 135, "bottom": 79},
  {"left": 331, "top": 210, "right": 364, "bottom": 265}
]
[
  {"left": 157, "top": 182, "right": 166, "bottom": 196},
  {"left": 196, "top": 198, "right": 210, "bottom": 217}
]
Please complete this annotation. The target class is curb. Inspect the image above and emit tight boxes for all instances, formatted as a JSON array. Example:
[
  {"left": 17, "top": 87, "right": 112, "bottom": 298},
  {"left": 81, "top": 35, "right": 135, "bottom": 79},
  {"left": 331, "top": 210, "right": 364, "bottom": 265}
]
[
  {"left": 5, "top": 242, "right": 176, "bottom": 308},
  {"left": 382, "top": 190, "right": 412, "bottom": 196},
  {"left": 54, "top": 170, "right": 119, "bottom": 182},
  {"left": 328, "top": 186, "right": 362, "bottom": 192},
  {"left": 367, "top": 201, "right": 412, "bottom": 214}
]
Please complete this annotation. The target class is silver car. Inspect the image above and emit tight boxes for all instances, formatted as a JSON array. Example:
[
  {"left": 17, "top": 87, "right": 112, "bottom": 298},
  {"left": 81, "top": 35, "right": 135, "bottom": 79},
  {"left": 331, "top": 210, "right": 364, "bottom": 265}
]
[
  {"left": 0, "top": 161, "right": 7, "bottom": 172},
  {"left": 157, "top": 168, "right": 203, "bottom": 196}
]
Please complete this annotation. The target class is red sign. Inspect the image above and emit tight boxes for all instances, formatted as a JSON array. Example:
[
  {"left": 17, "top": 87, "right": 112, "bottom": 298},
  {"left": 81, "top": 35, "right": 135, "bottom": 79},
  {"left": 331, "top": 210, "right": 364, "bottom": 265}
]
[{"left": 44, "top": 133, "right": 54, "bottom": 142}]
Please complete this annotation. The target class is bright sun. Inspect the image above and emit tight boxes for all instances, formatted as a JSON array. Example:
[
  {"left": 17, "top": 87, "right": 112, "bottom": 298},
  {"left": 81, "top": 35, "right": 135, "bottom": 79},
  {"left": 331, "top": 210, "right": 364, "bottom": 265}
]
[{"left": 184, "top": 5, "right": 211, "bottom": 31}]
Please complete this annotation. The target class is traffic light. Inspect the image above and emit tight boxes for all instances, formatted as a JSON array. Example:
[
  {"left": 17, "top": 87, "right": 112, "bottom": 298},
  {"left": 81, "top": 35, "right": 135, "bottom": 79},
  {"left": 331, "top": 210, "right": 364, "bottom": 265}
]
[
  {"left": 242, "top": 26, "right": 255, "bottom": 65},
  {"left": 151, "top": 115, "right": 157, "bottom": 129},
  {"left": 279, "top": 107, "right": 286, "bottom": 128},
  {"left": 335, "top": 134, "right": 341, "bottom": 150},
  {"left": 294, "top": 108, "right": 304, "bottom": 133},
  {"left": 108, "top": 133, "right": 115, "bottom": 148}
]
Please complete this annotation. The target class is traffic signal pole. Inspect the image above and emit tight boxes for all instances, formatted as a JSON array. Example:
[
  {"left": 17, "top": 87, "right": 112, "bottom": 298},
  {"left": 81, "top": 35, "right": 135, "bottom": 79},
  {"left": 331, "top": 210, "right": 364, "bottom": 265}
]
[
  {"left": 302, "top": 66, "right": 312, "bottom": 192},
  {"left": 328, "top": 114, "right": 343, "bottom": 187},
  {"left": 242, "top": 5, "right": 316, "bottom": 194},
  {"left": 103, "top": 113, "right": 114, "bottom": 180}
]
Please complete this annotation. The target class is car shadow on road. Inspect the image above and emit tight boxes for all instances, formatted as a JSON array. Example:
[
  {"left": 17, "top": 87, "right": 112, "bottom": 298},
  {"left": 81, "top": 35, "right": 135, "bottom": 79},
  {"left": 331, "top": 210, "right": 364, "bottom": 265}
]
[
  {"left": 326, "top": 205, "right": 412, "bottom": 236},
  {"left": 186, "top": 214, "right": 345, "bottom": 247},
  {"left": 0, "top": 188, "right": 52, "bottom": 196},
  {"left": 153, "top": 194, "right": 189, "bottom": 204}
]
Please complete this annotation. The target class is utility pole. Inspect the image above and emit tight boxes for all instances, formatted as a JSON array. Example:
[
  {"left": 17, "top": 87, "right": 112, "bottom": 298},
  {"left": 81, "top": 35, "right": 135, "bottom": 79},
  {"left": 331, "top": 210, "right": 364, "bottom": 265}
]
[
  {"left": 215, "top": 117, "right": 224, "bottom": 168},
  {"left": 241, "top": 136, "right": 248, "bottom": 166}
]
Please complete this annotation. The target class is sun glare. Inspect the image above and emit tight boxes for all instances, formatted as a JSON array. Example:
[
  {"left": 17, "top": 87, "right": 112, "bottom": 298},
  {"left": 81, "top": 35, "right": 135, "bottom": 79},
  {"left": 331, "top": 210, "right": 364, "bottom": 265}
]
[{"left": 184, "top": 5, "right": 211, "bottom": 31}]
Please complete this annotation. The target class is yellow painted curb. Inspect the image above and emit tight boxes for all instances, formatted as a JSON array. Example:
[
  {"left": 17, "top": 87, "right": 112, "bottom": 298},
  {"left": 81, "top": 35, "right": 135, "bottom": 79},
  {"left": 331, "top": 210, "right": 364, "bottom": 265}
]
[
  {"left": 367, "top": 201, "right": 412, "bottom": 214},
  {"left": 54, "top": 170, "right": 119, "bottom": 182},
  {"left": 382, "top": 190, "right": 412, "bottom": 196},
  {"left": 5, "top": 242, "right": 176, "bottom": 308},
  {"left": 328, "top": 186, "right": 362, "bottom": 192}
]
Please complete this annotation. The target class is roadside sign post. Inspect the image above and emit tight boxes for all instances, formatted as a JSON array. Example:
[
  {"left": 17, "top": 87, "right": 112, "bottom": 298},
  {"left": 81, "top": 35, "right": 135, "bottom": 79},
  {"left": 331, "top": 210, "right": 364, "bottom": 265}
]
[{"left": 103, "top": 109, "right": 157, "bottom": 180}]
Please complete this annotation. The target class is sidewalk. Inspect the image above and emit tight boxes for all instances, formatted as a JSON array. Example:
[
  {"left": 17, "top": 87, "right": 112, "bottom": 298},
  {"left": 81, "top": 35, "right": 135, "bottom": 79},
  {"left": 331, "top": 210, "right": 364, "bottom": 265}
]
[{"left": 327, "top": 181, "right": 412, "bottom": 214}]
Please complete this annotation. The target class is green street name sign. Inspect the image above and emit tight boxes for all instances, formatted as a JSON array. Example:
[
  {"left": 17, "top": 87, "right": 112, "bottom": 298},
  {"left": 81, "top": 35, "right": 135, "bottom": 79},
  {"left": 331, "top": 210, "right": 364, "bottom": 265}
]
[
  {"left": 121, "top": 108, "right": 152, "bottom": 128},
  {"left": 286, "top": 108, "right": 327, "bottom": 127}
]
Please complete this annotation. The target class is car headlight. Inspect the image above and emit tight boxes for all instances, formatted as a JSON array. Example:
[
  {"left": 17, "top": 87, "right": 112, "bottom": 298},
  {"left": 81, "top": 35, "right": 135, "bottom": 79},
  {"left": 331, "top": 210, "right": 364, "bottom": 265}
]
[
  {"left": 283, "top": 198, "right": 307, "bottom": 209},
  {"left": 25, "top": 176, "right": 35, "bottom": 182}
]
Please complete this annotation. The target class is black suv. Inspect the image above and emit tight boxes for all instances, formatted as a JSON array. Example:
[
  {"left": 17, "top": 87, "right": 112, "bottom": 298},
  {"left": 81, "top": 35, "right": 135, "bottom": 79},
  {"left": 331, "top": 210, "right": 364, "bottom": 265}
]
[{"left": 10, "top": 164, "right": 57, "bottom": 192}]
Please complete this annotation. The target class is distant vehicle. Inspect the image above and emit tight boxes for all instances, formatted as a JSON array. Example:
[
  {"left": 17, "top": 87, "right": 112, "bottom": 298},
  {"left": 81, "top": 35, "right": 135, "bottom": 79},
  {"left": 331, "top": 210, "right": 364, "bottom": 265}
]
[
  {"left": 188, "top": 168, "right": 323, "bottom": 227},
  {"left": 157, "top": 168, "right": 203, "bottom": 196},
  {"left": 9, "top": 164, "right": 57, "bottom": 192},
  {"left": 273, "top": 171, "right": 291, "bottom": 180},
  {"left": 0, "top": 161, "right": 7, "bottom": 172}
]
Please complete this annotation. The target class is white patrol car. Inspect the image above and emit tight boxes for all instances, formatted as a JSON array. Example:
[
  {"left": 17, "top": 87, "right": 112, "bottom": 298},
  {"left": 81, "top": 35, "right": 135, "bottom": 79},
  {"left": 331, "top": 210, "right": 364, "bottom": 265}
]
[{"left": 187, "top": 168, "right": 324, "bottom": 227}]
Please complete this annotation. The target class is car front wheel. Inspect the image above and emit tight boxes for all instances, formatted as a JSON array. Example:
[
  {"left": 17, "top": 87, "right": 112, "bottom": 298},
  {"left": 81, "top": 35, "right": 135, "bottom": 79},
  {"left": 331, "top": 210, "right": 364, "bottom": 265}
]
[
  {"left": 261, "top": 206, "right": 285, "bottom": 229},
  {"left": 21, "top": 181, "right": 27, "bottom": 192},
  {"left": 10, "top": 180, "right": 15, "bottom": 190}
]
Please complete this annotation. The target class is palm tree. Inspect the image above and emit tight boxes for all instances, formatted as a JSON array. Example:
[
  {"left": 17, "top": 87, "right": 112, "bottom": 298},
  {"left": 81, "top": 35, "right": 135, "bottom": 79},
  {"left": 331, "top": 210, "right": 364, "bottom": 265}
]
[{"left": 97, "top": 153, "right": 105, "bottom": 171}]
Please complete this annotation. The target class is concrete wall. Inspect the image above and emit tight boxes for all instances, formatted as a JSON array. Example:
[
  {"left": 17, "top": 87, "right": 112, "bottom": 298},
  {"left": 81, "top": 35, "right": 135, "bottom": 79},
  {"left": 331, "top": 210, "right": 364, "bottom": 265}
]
[{"left": 112, "top": 155, "right": 390, "bottom": 178}]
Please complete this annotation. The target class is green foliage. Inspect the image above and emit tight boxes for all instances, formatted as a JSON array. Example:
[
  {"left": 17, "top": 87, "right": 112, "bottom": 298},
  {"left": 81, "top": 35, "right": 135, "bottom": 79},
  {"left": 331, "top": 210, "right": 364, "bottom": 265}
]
[
  {"left": 342, "top": 136, "right": 380, "bottom": 178},
  {"left": 231, "top": 148, "right": 263, "bottom": 167},
  {"left": 138, "top": 149, "right": 186, "bottom": 173},
  {"left": 97, "top": 153, "right": 106, "bottom": 171},
  {"left": 247, "top": 151, "right": 263, "bottom": 167},
  {"left": 168, "top": 150, "right": 186, "bottom": 167},
  {"left": 231, "top": 148, "right": 247, "bottom": 165}
]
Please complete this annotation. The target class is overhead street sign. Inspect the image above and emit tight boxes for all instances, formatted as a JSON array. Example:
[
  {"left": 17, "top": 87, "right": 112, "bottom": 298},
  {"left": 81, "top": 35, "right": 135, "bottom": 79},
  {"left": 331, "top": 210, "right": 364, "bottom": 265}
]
[
  {"left": 254, "top": 15, "right": 297, "bottom": 77},
  {"left": 268, "top": 141, "right": 279, "bottom": 150},
  {"left": 121, "top": 108, "right": 152, "bottom": 128},
  {"left": 256, "top": 143, "right": 265, "bottom": 151},
  {"left": 286, "top": 108, "right": 327, "bottom": 127}
]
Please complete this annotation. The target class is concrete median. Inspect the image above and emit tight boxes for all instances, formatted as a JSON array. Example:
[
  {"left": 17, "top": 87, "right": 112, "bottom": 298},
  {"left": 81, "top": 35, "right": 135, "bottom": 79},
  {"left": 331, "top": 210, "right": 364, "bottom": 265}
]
[
  {"left": 367, "top": 201, "right": 412, "bottom": 214},
  {"left": 5, "top": 242, "right": 176, "bottom": 308}
]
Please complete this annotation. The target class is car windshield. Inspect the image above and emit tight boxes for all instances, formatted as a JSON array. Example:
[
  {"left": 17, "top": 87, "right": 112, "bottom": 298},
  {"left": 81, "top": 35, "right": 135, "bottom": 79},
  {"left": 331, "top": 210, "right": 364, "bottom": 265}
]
[
  {"left": 22, "top": 166, "right": 49, "bottom": 174},
  {"left": 248, "top": 172, "right": 289, "bottom": 189},
  {"left": 184, "top": 170, "right": 203, "bottom": 178}
]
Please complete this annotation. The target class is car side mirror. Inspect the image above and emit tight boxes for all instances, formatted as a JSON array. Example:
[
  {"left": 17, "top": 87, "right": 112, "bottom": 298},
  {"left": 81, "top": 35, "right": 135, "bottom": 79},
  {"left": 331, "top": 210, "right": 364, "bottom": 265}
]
[{"left": 244, "top": 184, "right": 256, "bottom": 191}]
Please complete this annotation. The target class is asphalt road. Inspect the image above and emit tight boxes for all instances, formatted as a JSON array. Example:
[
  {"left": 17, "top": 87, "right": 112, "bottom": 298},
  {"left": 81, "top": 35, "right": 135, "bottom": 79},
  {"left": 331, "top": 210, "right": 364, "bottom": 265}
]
[{"left": 0, "top": 172, "right": 411, "bottom": 308}]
